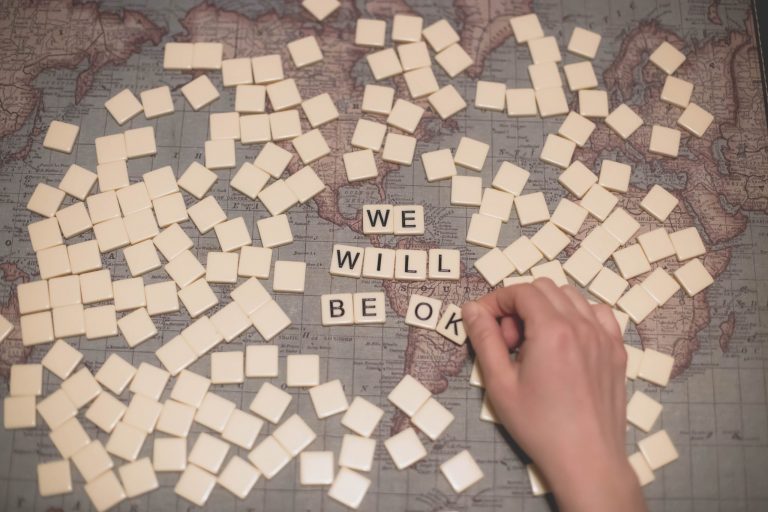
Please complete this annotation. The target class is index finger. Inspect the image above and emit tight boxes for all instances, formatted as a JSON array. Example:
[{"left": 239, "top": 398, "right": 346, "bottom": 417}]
[{"left": 475, "top": 282, "right": 558, "bottom": 326}]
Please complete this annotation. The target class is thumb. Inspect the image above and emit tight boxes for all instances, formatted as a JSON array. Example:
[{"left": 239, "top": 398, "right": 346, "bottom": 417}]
[{"left": 463, "top": 301, "right": 519, "bottom": 396}]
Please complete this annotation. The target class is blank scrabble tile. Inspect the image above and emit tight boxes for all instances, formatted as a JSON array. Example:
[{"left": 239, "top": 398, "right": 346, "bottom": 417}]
[
  {"left": 588, "top": 267, "right": 628, "bottom": 305},
  {"left": 301, "top": 93, "right": 338, "bottom": 128},
  {"left": 568, "top": 27, "right": 601, "bottom": 58},
  {"left": 123, "top": 209, "right": 159, "bottom": 245},
  {"left": 217, "top": 456, "right": 260, "bottom": 499},
  {"left": 266, "top": 78, "right": 302, "bottom": 111},
  {"left": 420, "top": 148, "right": 456, "bottom": 183},
  {"left": 559, "top": 111, "right": 596, "bottom": 147},
  {"left": 551, "top": 198, "right": 588, "bottom": 236},
  {"left": 531, "top": 260, "right": 569, "bottom": 286},
  {"left": 381, "top": 133, "right": 417, "bottom": 166},
  {"left": 250, "top": 382, "right": 292, "bottom": 424},
  {"left": 112, "top": 277, "right": 145, "bottom": 312},
  {"left": 411, "top": 398, "right": 454, "bottom": 441},
  {"left": 578, "top": 89, "right": 609, "bottom": 118},
  {"left": 531, "top": 222, "right": 570, "bottom": 260},
  {"left": 174, "top": 464, "right": 216, "bottom": 506},
  {"left": 169, "top": 369, "right": 210, "bottom": 408},
  {"left": 37, "top": 388, "right": 76, "bottom": 429},
  {"left": 21, "top": 310, "right": 54, "bottom": 346},
  {"left": 245, "top": 345, "right": 278, "bottom": 379},
  {"left": 204, "top": 139, "right": 236, "bottom": 170},
  {"left": 540, "top": 133, "right": 576, "bottom": 168},
  {"left": 581, "top": 226, "right": 621, "bottom": 262},
  {"left": 285, "top": 165, "right": 325, "bottom": 203},
  {"left": 435, "top": 43, "right": 473, "bottom": 77},
  {"left": 178, "top": 278, "right": 218, "bottom": 317},
  {"left": 129, "top": 363, "right": 168, "bottom": 402},
  {"left": 164, "top": 250, "right": 205, "bottom": 289},
  {"left": 237, "top": 246, "right": 272, "bottom": 279},
  {"left": 338, "top": 434, "right": 375, "bottom": 473},
  {"left": 29, "top": 217, "right": 63, "bottom": 253},
  {"left": 388, "top": 374, "right": 430, "bottom": 416},
  {"left": 474, "top": 80, "right": 506, "bottom": 111},
  {"left": 140, "top": 86, "right": 174, "bottom": 119},
  {"left": 605, "top": 104, "right": 643, "bottom": 139},
  {"left": 38, "top": 459, "right": 73, "bottom": 497},
  {"left": 250, "top": 300, "right": 291, "bottom": 340},
  {"left": 451, "top": 175, "right": 482, "bottom": 206},
  {"left": 387, "top": 99, "right": 425, "bottom": 133},
  {"left": 427, "top": 84, "right": 467, "bottom": 120},
  {"left": 255, "top": 142, "right": 293, "bottom": 178},
  {"left": 222, "top": 58, "right": 253, "bottom": 87},
  {"left": 649, "top": 41, "right": 686, "bottom": 74},
  {"left": 392, "top": 13, "right": 423, "bottom": 42},
  {"left": 27, "top": 183, "right": 64, "bottom": 217},
  {"left": 43, "top": 121, "right": 79, "bottom": 154},
  {"left": 257, "top": 214, "right": 293, "bottom": 248},
  {"left": 362, "top": 84, "right": 395, "bottom": 115},
  {"left": 123, "top": 240, "right": 161, "bottom": 277},
  {"left": 117, "top": 307, "right": 156, "bottom": 347},
  {"left": 273, "top": 414, "right": 316, "bottom": 456},
  {"left": 628, "top": 451, "right": 656, "bottom": 486},
  {"left": 87, "top": 190, "right": 121, "bottom": 225},
  {"left": 397, "top": 41, "right": 431, "bottom": 72},
  {"left": 84, "top": 305, "right": 118, "bottom": 339},
  {"left": 328, "top": 467, "right": 371, "bottom": 509},
  {"left": 72, "top": 440, "right": 113, "bottom": 483},
  {"left": 209, "top": 112, "right": 241, "bottom": 141},
  {"left": 300, "top": 451, "right": 334, "bottom": 486},
  {"left": 189, "top": 432, "right": 230, "bottom": 473},
  {"left": 474, "top": 248, "right": 515, "bottom": 286},
  {"left": 641, "top": 268, "right": 680, "bottom": 305},
  {"left": 509, "top": 13, "right": 543, "bottom": 43},
  {"left": 124, "top": 126, "right": 156, "bottom": 159},
  {"left": 638, "top": 227, "right": 675, "bottom": 263},
  {"left": 617, "top": 285, "right": 657, "bottom": 324},
  {"left": 454, "top": 137, "right": 489, "bottom": 171},
  {"left": 59, "top": 164, "right": 97, "bottom": 200},
  {"left": 48, "top": 275, "right": 81, "bottom": 308},
  {"left": 649, "top": 125, "right": 681, "bottom": 157},
  {"left": 18, "top": 280, "right": 50, "bottom": 314},
  {"left": 272, "top": 260, "right": 306, "bottom": 293},
  {"left": 563, "top": 247, "right": 603, "bottom": 286},
  {"left": 187, "top": 195, "right": 227, "bottom": 234},
  {"left": 440, "top": 450, "right": 484, "bottom": 493},
  {"left": 466, "top": 213, "right": 502, "bottom": 248},
  {"left": 152, "top": 192, "right": 188, "bottom": 228},
  {"left": 206, "top": 252, "right": 238, "bottom": 284},
  {"left": 490, "top": 163, "right": 528, "bottom": 197},
  {"left": 52, "top": 303, "right": 86, "bottom": 338},
  {"left": 528, "top": 36, "right": 561, "bottom": 64},
  {"left": 528, "top": 62, "right": 562, "bottom": 90},
  {"left": 177, "top": 162, "right": 217, "bottom": 199},
  {"left": 106, "top": 421, "right": 146, "bottom": 461},
  {"left": 422, "top": 18, "right": 460, "bottom": 51},
  {"left": 96, "top": 160, "right": 129, "bottom": 192},
  {"left": 105, "top": 89, "right": 144, "bottom": 125},
  {"left": 230, "top": 277, "right": 271, "bottom": 315},
  {"left": 222, "top": 409, "right": 263, "bottom": 450},
  {"left": 367, "top": 48, "right": 402, "bottom": 80},
  {"left": 180, "top": 74, "right": 220, "bottom": 111},
  {"left": 559, "top": 160, "right": 597, "bottom": 197},
  {"left": 563, "top": 61, "right": 598, "bottom": 91},
  {"left": 192, "top": 42, "right": 223, "bottom": 69},
  {"left": 154, "top": 399, "right": 195, "bottom": 438},
  {"left": 251, "top": 54, "right": 284, "bottom": 84},
  {"left": 503, "top": 236, "right": 543, "bottom": 274},
  {"left": 292, "top": 128, "right": 330, "bottom": 164},
  {"left": 195, "top": 392, "right": 236, "bottom": 433},
  {"left": 309, "top": 379, "right": 349, "bottom": 419},
  {"left": 677, "top": 102, "right": 713, "bottom": 137},
  {"left": 341, "top": 396, "right": 384, "bottom": 438},
  {"left": 231, "top": 162, "right": 270, "bottom": 199},
  {"left": 235, "top": 85, "right": 266, "bottom": 114},
  {"left": 214, "top": 217, "right": 251, "bottom": 252},
  {"left": 670, "top": 227, "right": 706, "bottom": 261},
  {"left": 210, "top": 351, "right": 245, "bottom": 384},
  {"left": 67, "top": 240, "right": 102, "bottom": 274},
  {"left": 506, "top": 88, "right": 538, "bottom": 116},
  {"left": 155, "top": 335, "right": 196, "bottom": 376},
  {"left": 302, "top": 0, "right": 339, "bottom": 20},
  {"left": 118, "top": 458, "right": 158, "bottom": 498},
  {"left": 638, "top": 429, "right": 679, "bottom": 471},
  {"left": 286, "top": 354, "right": 320, "bottom": 387},
  {"left": 211, "top": 301, "right": 251, "bottom": 342},
  {"left": 248, "top": 436, "right": 290, "bottom": 479},
  {"left": 355, "top": 18, "right": 386, "bottom": 47},
  {"left": 661, "top": 75, "right": 693, "bottom": 108},
  {"left": 613, "top": 244, "right": 651, "bottom": 279},
  {"left": 581, "top": 184, "right": 618, "bottom": 221},
  {"left": 95, "top": 353, "right": 136, "bottom": 395},
  {"left": 288, "top": 35, "right": 323, "bottom": 68},
  {"left": 41, "top": 339, "right": 82, "bottom": 380},
  {"left": 9, "top": 364, "right": 42, "bottom": 397},
  {"left": 626, "top": 390, "right": 663, "bottom": 432},
  {"left": 535, "top": 86, "right": 569, "bottom": 117},
  {"left": 674, "top": 258, "right": 714, "bottom": 296},
  {"left": 598, "top": 160, "right": 631, "bottom": 193},
  {"left": 384, "top": 427, "right": 427, "bottom": 469},
  {"left": 56, "top": 202, "right": 92, "bottom": 238},
  {"left": 153, "top": 437, "right": 186, "bottom": 472},
  {"left": 85, "top": 392, "right": 127, "bottom": 433},
  {"left": 638, "top": 348, "right": 675, "bottom": 387},
  {"left": 351, "top": 119, "right": 386, "bottom": 152},
  {"left": 515, "top": 192, "right": 550, "bottom": 225}
]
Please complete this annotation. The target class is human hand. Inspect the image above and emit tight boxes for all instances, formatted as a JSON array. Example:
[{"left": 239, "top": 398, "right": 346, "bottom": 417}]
[{"left": 462, "top": 278, "right": 645, "bottom": 512}]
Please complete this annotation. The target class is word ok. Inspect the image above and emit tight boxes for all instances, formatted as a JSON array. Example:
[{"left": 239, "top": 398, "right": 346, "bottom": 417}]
[
  {"left": 363, "top": 205, "right": 424, "bottom": 235},
  {"left": 330, "top": 245, "right": 460, "bottom": 281},
  {"left": 405, "top": 294, "right": 466, "bottom": 346}
]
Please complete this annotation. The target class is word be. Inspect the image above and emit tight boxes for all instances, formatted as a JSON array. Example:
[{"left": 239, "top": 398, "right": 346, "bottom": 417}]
[
  {"left": 330, "top": 245, "right": 460, "bottom": 281},
  {"left": 321, "top": 292, "right": 386, "bottom": 325}
]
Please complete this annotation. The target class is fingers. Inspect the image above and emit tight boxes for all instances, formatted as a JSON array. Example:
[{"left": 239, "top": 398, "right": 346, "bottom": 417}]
[
  {"left": 533, "top": 278, "right": 578, "bottom": 317},
  {"left": 592, "top": 303, "right": 623, "bottom": 343},
  {"left": 560, "top": 285, "right": 597, "bottom": 322},
  {"left": 462, "top": 301, "right": 519, "bottom": 394},
  {"left": 475, "top": 282, "right": 558, "bottom": 326},
  {"left": 500, "top": 316, "right": 522, "bottom": 350}
]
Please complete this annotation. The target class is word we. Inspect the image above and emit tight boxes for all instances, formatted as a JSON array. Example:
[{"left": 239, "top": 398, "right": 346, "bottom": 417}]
[{"left": 363, "top": 205, "right": 424, "bottom": 235}]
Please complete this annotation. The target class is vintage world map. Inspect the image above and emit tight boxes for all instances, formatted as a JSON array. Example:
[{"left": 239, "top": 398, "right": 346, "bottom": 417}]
[{"left": 0, "top": 0, "right": 767, "bottom": 510}]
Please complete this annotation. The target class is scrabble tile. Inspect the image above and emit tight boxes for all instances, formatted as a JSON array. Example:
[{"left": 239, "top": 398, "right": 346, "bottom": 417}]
[
  {"left": 256, "top": 214, "right": 293, "bottom": 248},
  {"left": 677, "top": 102, "right": 713, "bottom": 137},
  {"left": 515, "top": 192, "right": 550, "bottom": 225},
  {"left": 204, "top": 139, "right": 236, "bottom": 170},
  {"left": 152, "top": 192, "right": 188, "bottom": 228},
  {"left": 113, "top": 277, "right": 145, "bottom": 312},
  {"left": 178, "top": 278, "right": 218, "bottom": 317},
  {"left": 420, "top": 148, "right": 456, "bottom": 183},
  {"left": 563, "top": 61, "right": 598, "bottom": 91},
  {"left": 86, "top": 191, "right": 120, "bottom": 226},
  {"left": 37, "top": 459, "right": 73, "bottom": 496},
  {"left": 669, "top": 227, "right": 706, "bottom": 261},
  {"left": 37, "top": 388, "right": 76, "bottom": 429},
  {"left": 301, "top": 93, "right": 338, "bottom": 128},
  {"left": 168, "top": 369, "right": 210, "bottom": 408},
  {"left": 474, "top": 248, "right": 515, "bottom": 286},
  {"left": 118, "top": 457, "right": 158, "bottom": 498},
  {"left": 195, "top": 392, "right": 236, "bottom": 432},
  {"left": 563, "top": 247, "right": 603, "bottom": 286},
  {"left": 85, "top": 392, "right": 127, "bottom": 433},
  {"left": 450, "top": 175, "right": 482, "bottom": 206},
  {"left": 613, "top": 244, "right": 652, "bottom": 279},
  {"left": 255, "top": 142, "right": 293, "bottom": 178},
  {"left": 27, "top": 183, "right": 65, "bottom": 217},
  {"left": 41, "top": 339, "right": 82, "bottom": 380},
  {"left": 440, "top": 450, "right": 484, "bottom": 493},
  {"left": 605, "top": 104, "right": 643, "bottom": 139},
  {"left": 123, "top": 240, "right": 161, "bottom": 277},
  {"left": 230, "top": 277, "right": 271, "bottom": 315},
  {"left": 288, "top": 35, "right": 323, "bottom": 68},
  {"left": 340, "top": 396, "right": 384, "bottom": 438},
  {"left": 454, "top": 137, "right": 489, "bottom": 171},
  {"left": 638, "top": 348, "right": 675, "bottom": 386},
  {"left": 129, "top": 362, "right": 168, "bottom": 401},
  {"left": 649, "top": 125, "right": 681, "bottom": 157},
  {"left": 124, "top": 126, "right": 156, "bottom": 159},
  {"left": 362, "top": 84, "right": 395, "bottom": 115},
  {"left": 641, "top": 268, "right": 681, "bottom": 305},
  {"left": 29, "top": 218, "right": 63, "bottom": 254},
  {"left": 466, "top": 213, "right": 502, "bottom": 248},
  {"left": 59, "top": 164, "right": 97, "bottom": 200},
  {"left": 405, "top": 294, "right": 442, "bottom": 330},
  {"left": 674, "top": 258, "right": 714, "bottom": 296},
  {"left": 9, "top": 363, "right": 42, "bottom": 397},
  {"left": 628, "top": 451, "right": 655, "bottom": 487},
  {"left": 247, "top": 436, "right": 291, "bottom": 479},
  {"left": 509, "top": 13, "right": 543, "bottom": 43},
  {"left": 210, "top": 351, "right": 245, "bottom": 384},
  {"left": 231, "top": 162, "right": 270, "bottom": 199},
  {"left": 435, "top": 43, "right": 473, "bottom": 78},
  {"left": 581, "top": 226, "right": 621, "bottom": 262},
  {"left": 105, "top": 88, "right": 144, "bottom": 125},
  {"left": 180, "top": 74, "right": 220, "bottom": 110},
  {"left": 661, "top": 75, "right": 693, "bottom": 108},
  {"left": 393, "top": 205, "right": 424, "bottom": 235},
  {"left": 559, "top": 111, "right": 596, "bottom": 147},
  {"left": 341, "top": 148, "right": 378, "bottom": 183},
  {"left": 638, "top": 227, "right": 675, "bottom": 263},
  {"left": 95, "top": 353, "right": 136, "bottom": 395},
  {"left": 328, "top": 467, "right": 371, "bottom": 509},
  {"left": 251, "top": 54, "right": 284, "bottom": 84},
  {"left": 355, "top": 18, "right": 386, "bottom": 47},
  {"left": 250, "top": 381, "right": 292, "bottom": 424},
  {"left": 430, "top": 249, "right": 460, "bottom": 277},
  {"left": 235, "top": 247, "right": 272, "bottom": 280},
  {"left": 350, "top": 119, "right": 386, "bottom": 152},
  {"left": 189, "top": 432, "right": 230, "bottom": 473},
  {"left": 526, "top": 464, "right": 549, "bottom": 496},
  {"left": 164, "top": 250, "right": 205, "bottom": 289},
  {"left": 209, "top": 112, "right": 240, "bottom": 141},
  {"left": 86, "top": 302, "right": 119, "bottom": 339},
  {"left": 235, "top": 85, "right": 266, "bottom": 114},
  {"left": 626, "top": 390, "right": 662, "bottom": 432},
  {"left": 505, "top": 87, "right": 539, "bottom": 117},
  {"left": 43, "top": 121, "right": 79, "bottom": 153},
  {"left": 302, "top": 0, "right": 339, "bottom": 21},
  {"left": 535, "top": 86, "right": 569, "bottom": 117},
  {"left": 384, "top": 427, "right": 427, "bottom": 469},
  {"left": 309, "top": 379, "right": 349, "bottom": 419},
  {"left": 387, "top": 99, "right": 425, "bottom": 133},
  {"left": 72, "top": 440, "right": 113, "bottom": 482},
  {"left": 474, "top": 80, "right": 506, "bottom": 111},
  {"left": 367, "top": 48, "right": 403, "bottom": 80},
  {"left": 192, "top": 42, "right": 223, "bottom": 69},
  {"left": 55, "top": 202, "right": 92, "bottom": 238},
  {"left": 155, "top": 399, "right": 195, "bottom": 437},
  {"left": 187, "top": 195, "right": 227, "bottom": 234},
  {"left": 96, "top": 160, "right": 129, "bottom": 192},
  {"left": 503, "top": 236, "right": 543, "bottom": 274},
  {"left": 491, "top": 162, "right": 529, "bottom": 196},
  {"left": 588, "top": 267, "right": 628, "bottom": 305},
  {"left": 300, "top": 451, "right": 334, "bottom": 486},
  {"left": 568, "top": 27, "right": 601, "bottom": 58},
  {"left": 52, "top": 303, "right": 86, "bottom": 338},
  {"left": 123, "top": 209, "right": 159, "bottom": 245},
  {"left": 435, "top": 303, "right": 466, "bottom": 344},
  {"left": 155, "top": 335, "right": 196, "bottom": 376},
  {"left": 427, "top": 84, "right": 467, "bottom": 119},
  {"left": 531, "top": 222, "right": 570, "bottom": 260},
  {"left": 272, "top": 260, "right": 306, "bottom": 293},
  {"left": 48, "top": 275, "right": 81, "bottom": 308},
  {"left": 222, "top": 409, "right": 263, "bottom": 450},
  {"left": 177, "top": 162, "right": 217, "bottom": 201},
  {"left": 411, "top": 397, "right": 454, "bottom": 441},
  {"left": 67, "top": 240, "right": 102, "bottom": 275},
  {"left": 266, "top": 78, "right": 302, "bottom": 112},
  {"left": 245, "top": 344, "right": 278, "bottom": 378},
  {"left": 217, "top": 456, "right": 261, "bottom": 499},
  {"left": 540, "top": 133, "right": 576, "bottom": 168},
  {"left": 397, "top": 41, "right": 431, "bottom": 71},
  {"left": 285, "top": 165, "right": 325, "bottom": 203},
  {"left": 221, "top": 58, "right": 252, "bottom": 87},
  {"left": 153, "top": 437, "right": 187, "bottom": 472},
  {"left": 174, "top": 464, "right": 216, "bottom": 506},
  {"left": 531, "top": 259, "right": 569, "bottom": 287},
  {"left": 422, "top": 18, "right": 460, "bottom": 51},
  {"left": 638, "top": 429, "right": 678, "bottom": 470},
  {"left": 528, "top": 62, "right": 562, "bottom": 90},
  {"left": 617, "top": 284, "right": 657, "bottom": 323},
  {"left": 528, "top": 36, "right": 561, "bottom": 64},
  {"left": 581, "top": 184, "right": 618, "bottom": 221},
  {"left": 214, "top": 216, "right": 251, "bottom": 252},
  {"left": 392, "top": 13, "right": 423, "bottom": 42},
  {"left": 18, "top": 280, "right": 50, "bottom": 315},
  {"left": 106, "top": 421, "right": 146, "bottom": 461},
  {"left": 205, "top": 252, "right": 238, "bottom": 284},
  {"left": 337, "top": 434, "right": 376, "bottom": 473},
  {"left": 273, "top": 413, "right": 316, "bottom": 456},
  {"left": 20, "top": 310, "right": 54, "bottom": 346},
  {"left": 286, "top": 353, "right": 320, "bottom": 387},
  {"left": 480, "top": 393, "right": 500, "bottom": 423},
  {"left": 250, "top": 299, "right": 291, "bottom": 340},
  {"left": 578, "top": 89, "right": 609, "bottom": 118},
  {"left": 551, "top": 198, "right": 588, "bottom": 236},
  {"left": 292, "top": 128, "right": 331, "bottom": 164},
  {"left": 388, "top": 374, "right": 430, "bottom": 416},
  {"left": 597, "top": 160, "right": 631, "bottom": 193},
  {"left": 140, "top": 86, "right": 174, "bottom": 119},
  {"left": 649, "top": 41, "right": 686, "bottom": 74},
  {"left": 478, "top": 187, "right": 516, "bottom": 222},
  {"left": 625, "top": 344, "right": 644, "bottom": 379}
]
